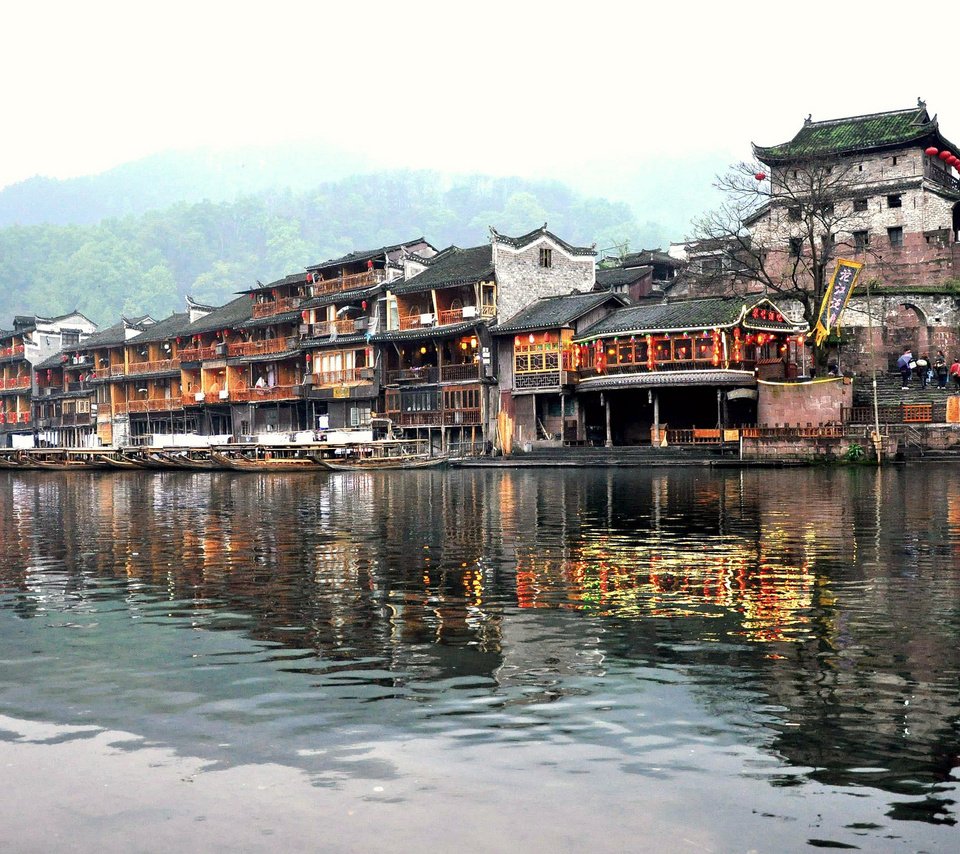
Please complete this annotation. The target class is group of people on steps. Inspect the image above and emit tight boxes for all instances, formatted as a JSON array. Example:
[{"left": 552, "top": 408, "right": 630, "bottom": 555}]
[{"left": 897, "top": 347, "right": 960, "bottom": 390}]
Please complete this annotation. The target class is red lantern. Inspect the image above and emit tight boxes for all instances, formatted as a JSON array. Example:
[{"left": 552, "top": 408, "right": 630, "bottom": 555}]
[
  {"left": 646, "top": 334, "right": 655, "bottom": 371},
  {"left": 301, "top": 310, "right": 309, "bottom": 322},
  {"left": 940, "top": 150, "right": 952, "bottom": 161},
  {"left": 950, "top": 156, "right": 960, "bottom": 168},
  {"left": 926, "top": 146, "right": 939, "bottom": 157},
  {"left": 305, "top": 352, "right": 312, "bottom": 362},
  {"left": 754, "top": 172, "right": 766, "bottom": 181},
  {"left": 361, "top": 300, "right": 368, "bottom": 310}
]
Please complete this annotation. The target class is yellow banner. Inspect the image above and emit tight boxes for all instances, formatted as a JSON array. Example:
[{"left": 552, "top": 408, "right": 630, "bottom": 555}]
[{"left": 812, "top": 259, "right": 863, "bottom": 347}]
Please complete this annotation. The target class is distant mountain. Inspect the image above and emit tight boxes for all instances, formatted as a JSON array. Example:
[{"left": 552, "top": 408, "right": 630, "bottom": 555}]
[
  {"left": 0, "top": 170, "right": 643, "bottom": 327},
  {"left": 0, "top": 142, "right": 370, "bottom": 227}
]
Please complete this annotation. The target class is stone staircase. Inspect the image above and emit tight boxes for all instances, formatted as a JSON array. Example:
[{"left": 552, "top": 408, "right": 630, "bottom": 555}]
[{"left": 852, "top": 371, "right": 953, "bottom": 411}]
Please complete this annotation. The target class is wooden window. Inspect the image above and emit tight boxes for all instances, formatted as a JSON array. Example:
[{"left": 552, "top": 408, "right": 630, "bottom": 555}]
[
  {"left": 853, "top": 231, "right": 869, "bottom": 251},
  {"left": 539, "top": 247, "right": 553, "bottom": 268},
  {"left": 888, "top": 226, "right": 904, "bottom": 248},
  {"left": 788, "top": 206, "right": 801, "bottom": 221},
  {"left": 854, "top": 198, "right": 869, "bottom": 212},
  {"left": 887, "top": 194, "right": 902, "bottom": 208},
  {"left": 892, "top": 156, "right": 898, "bottom": 166},
  {"left": 789, "top": 237, "right": 803, "bottom": 258}
]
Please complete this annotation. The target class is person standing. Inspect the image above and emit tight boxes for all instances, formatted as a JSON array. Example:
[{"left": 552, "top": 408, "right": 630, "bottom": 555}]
[
  {"left": 916, "top": 355, "right": 930, "bottom": 389},
  {"left": 897, "top": 347, "right": 913, "bottom": 390},
  {"left": 951, "top": 357, "right": 960, "bottom": 391},
  {"left": 935, "top": 351, "right": 949, "bottom": 389}
]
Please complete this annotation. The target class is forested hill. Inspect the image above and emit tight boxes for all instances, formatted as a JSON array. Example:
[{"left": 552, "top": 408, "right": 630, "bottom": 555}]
[{"left": 0, "top": 171, "right": 648, "bottom": 326}]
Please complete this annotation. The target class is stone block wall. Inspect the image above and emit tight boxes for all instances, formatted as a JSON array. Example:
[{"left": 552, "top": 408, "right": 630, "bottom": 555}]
[
  {"left": 757, "top": 377, "right": 851, "bottom": 426},
  {"left": 493, "top": 236, "right": 594, "bottom": 324}
]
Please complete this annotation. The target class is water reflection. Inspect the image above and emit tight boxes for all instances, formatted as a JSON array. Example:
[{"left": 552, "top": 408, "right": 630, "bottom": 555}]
[{"left": 1, "top": 466, "right": 959, "bottom": 847}]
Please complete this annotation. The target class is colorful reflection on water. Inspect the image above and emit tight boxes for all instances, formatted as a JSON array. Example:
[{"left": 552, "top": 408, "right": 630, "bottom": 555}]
[{"left": 0, "top": 466, "right": 958, "bottom": 851}]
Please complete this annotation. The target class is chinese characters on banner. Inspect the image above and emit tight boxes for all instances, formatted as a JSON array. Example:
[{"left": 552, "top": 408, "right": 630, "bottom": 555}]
[{"left": 813, "top": 259, "right": 864, "bottom": 346}]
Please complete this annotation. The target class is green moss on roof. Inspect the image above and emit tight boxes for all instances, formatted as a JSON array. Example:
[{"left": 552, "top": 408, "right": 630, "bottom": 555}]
[{"left": 754, "top": 106, "right": 952, "bottom": 162}]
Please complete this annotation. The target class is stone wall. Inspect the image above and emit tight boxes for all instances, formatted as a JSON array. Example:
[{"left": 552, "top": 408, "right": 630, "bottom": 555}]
[
  {"left": 493, "top": 235, "right": 594, "bottom": 324},
  {"left": 757, "top": 377, "right": 851, "bottom": 426}
]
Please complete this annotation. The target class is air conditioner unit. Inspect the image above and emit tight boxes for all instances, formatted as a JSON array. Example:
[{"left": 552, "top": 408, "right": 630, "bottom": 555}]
[
  {"left": 354, "top": 317, "right": 369, "bottom": 331},
  {"left": 218, "top": 390, "right": 229, "bottom": 400},
  {"left": 214, "top": 343, "right": 227, "bottom": 356},
  {"left": 420, "top": 312, "right": 435, "bottom": 325},
  {"left": 195, "top": 392, "right": 205, "bottom": 402},
  {"left": 462, "top": 305, "right": 477, "bottom": 318},
  {"left": 299, "top": 323, "right": 310, "bottom": 335}
]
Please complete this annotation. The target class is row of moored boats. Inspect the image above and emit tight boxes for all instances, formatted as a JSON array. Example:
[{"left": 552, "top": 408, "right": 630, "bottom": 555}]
[{"left": 0, "top": 442, "right": 450, "bottom": 472}]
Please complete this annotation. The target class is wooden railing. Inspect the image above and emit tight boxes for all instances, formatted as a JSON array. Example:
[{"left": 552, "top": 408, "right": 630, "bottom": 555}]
[
  {"left": 0, "top": 376, "right": 30, "bottom": 389},
  {"left": 845, "top": 404, "right": 934, "bottom": 424},
  {"left": 0, "top": 345, "right": 24, "bottom": 359},
  {"left": 384, "top": 408, "right": 482, "bottom": 427},
  {"left": 385, "top": 367, "right": 439, "bottom": 384},
  {"left": 440, "top": 363, "right": 481, "bottom": 382},
  {"left": 312, "top": 367, "right": 375, "bottom": 386},
  {"left": 399, "top": 313, "right": 433, "bottom": 330},
  {"left": 230, "top": 384, "right": 299, "bottom": 402},
  {"left": 251, "top": 296, "right": 303, "bottom": 319},
  {"left": 110, "top": 365, "right": 126, "bottom": 377},
  {"left": 0, "top": 411, "right": 31, "bottom": 424},
  {"left": 127, "top": 358, "right": 180, "bottom": 375},
  {"left": 178, "top": 346, "right": 216, "bottom": 362},
  {"left": 226, "top": 337, "right": 294, "bottom": 358},
  {"left": 126, "top": 398, "right": 185, "bottom": 413},
  {"left": 311, "top": 319, "right": 359, "bottom": 337},
  {"left": 311, "top": 269, "right": 383, "bottom": 296}
]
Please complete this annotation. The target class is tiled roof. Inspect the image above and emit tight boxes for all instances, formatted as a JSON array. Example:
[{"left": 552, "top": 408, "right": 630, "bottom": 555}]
[
  {"left": 307, "top": 238, "right": 432, "bottom": 272},
  {"left": 184, "top": 296, "right": 254, "bottom": 336},
  {"left": 370, "top": 319, "right": 480, "bottom": 343},
  {"left": 754, "top": 104, "right": 957, "bottom": 163},
  {"left": 237, "top": 272, "right": 309, "bottom": 296},
  {"left": 595, "top": 267, "right": 652, "bottom": 289},
  {"left": 491, "top": 225, "right": 595, "bottom": 257},
  {"left": 301, "top": 283, "right": 383, "bottom": 312},
  {"left": 391, "top": 245, "right": 494, "bottom": 295},
  {"left": 577, "top": 297, "right": 801, "bottom": 339},
  {"left": 130, "top": 312, "right": 193, "bottom": 345},
  {"left": 621, "top": 250, "right": 682, "bottom": 269},
  {"left": 66, "top": 319, "right": 142, "bottom": 351},
  {"left": 237, "top": 310, "right": 302, "bottom": 330},
  {"left": 495, "top": 291, "right": 624, "bottom": 334}
]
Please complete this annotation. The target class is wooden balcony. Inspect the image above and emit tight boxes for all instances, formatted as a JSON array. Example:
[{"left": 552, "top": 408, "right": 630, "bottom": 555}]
[
  {"left": 179, "top": 346, "right": 216, "bottom": 362},
  {"left": 440, "top": 363, "right": 482, "bottom": 382},
  {"left": 252, "top": 296, "right": 304, "bottom": 319},
  {"left": 311, "top": 269, "right": 383, "bottom": 296},
  {"left": 399, "top": 312, "right": 434, "bottom": 331},
  {"left": 311, "top": 319, "right": 359, "bottom": 337},
  {"left": 127, "top": 358, "right": 181, "bottom": 375},
  {"left": 436, "top": 305, "right": 495, "bottom": 326},
  {"left": 126, "top": 398, "right": 185, "bottom": 413},
  {"left": 312, "top": 367, "right": 375, "bottom": 386},
  {"left": 110, "top": 365, "right": 126, "bottom": 377},
  {"left": 384, "top": 409, "right": 482, "bottom": 427},
  {"left": 385, "top": 367, "right": 439, "bottom": 384},
  {"left": 0, "top": 411, "right": 31, "bottom": 425},
  {"left": 0, "top": 345, "right": 24, "bottom": 360},
  {"left": 226, "top": 337, "right": 295, "bottom": 358},
  {"left": 230, "top": 384, "right": 299, "bottom": 402},
  {"left": 0, "top": 376, "right": 30, "bottom": 390}
]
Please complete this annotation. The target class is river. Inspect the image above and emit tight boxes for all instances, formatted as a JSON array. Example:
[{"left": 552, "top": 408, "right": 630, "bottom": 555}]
[{"left": 1, "top": 466, "right": 958, "bottom": 852}]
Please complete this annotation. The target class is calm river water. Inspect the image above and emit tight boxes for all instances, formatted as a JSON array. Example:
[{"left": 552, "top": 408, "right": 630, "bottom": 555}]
[{"left": 1, "top": 465, "right": 958, "bottom": 852}]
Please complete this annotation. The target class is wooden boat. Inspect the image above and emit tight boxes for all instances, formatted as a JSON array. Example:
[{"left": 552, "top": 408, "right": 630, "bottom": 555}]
[
  {"left": 210, "top": 451, "right": 326, "bottom": 472},
  {"left": 316, "top": 453, "right": 448, "bottom": 471},
  {"left": 159, "top": 450, "right": 221, "bottom": 470},
  {"left": 93, "top": 451, "right": 144, "bottom": 469},
  {"left": 19, "top": 451, "right": 110, "bottom": 471}
]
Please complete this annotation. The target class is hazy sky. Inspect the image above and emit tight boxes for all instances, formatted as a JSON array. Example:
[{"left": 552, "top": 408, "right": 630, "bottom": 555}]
[{"left": 2, "top": 1, "right": 957, "bottom": 192}]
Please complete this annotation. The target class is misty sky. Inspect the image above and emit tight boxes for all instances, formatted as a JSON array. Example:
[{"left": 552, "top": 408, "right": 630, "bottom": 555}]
[{"left": 2, "top": 1, "right": 956, "bottom": 193}]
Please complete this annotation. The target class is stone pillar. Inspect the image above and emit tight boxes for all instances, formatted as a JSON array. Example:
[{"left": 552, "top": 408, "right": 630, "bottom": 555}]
[{"left": 604, "top": 394, "right": 613, "bottom": 447}]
